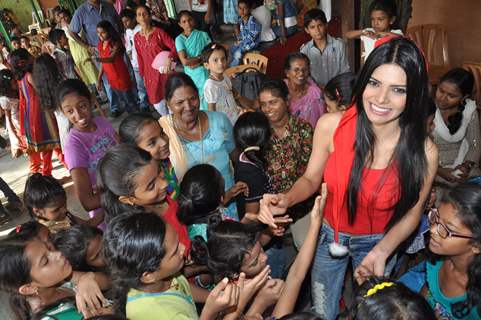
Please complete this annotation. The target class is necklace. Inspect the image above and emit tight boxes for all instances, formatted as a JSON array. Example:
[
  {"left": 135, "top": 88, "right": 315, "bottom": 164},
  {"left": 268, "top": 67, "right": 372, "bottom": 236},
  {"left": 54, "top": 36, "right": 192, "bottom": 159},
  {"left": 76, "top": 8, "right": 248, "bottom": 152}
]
[{"left": 172, "top": 113, "right": 205, "bottom": 163}]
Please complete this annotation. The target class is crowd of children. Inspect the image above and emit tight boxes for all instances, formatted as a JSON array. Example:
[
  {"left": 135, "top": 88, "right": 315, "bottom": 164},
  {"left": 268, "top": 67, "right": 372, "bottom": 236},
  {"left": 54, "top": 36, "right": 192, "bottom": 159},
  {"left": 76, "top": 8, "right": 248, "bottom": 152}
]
[{"left": 0, "top": 0, "right": 480, "bottom": 319}]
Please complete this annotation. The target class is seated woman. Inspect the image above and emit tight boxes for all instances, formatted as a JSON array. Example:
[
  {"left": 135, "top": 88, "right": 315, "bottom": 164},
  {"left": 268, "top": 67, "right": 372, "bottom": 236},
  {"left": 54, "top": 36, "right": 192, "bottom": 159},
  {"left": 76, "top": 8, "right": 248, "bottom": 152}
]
[
  {"left": 284, "top": 52, "right": 326, "bottom": 128},
  {"left": 159, "top": 73, "right": 243, "bottom": 220},
  {"left": 433, "top": 68, "right": 480, "bottom": 184}
]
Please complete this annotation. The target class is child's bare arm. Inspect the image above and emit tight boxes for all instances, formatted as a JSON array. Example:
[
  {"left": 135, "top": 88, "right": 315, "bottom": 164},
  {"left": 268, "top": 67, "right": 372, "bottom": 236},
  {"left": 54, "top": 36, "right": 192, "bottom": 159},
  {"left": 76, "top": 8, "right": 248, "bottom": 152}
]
[
  {"left": 344, "top": 29, "right": 363, "bottom": 39},
  {"left": 189, "top": 282, "right": 210, "bottom": 303},
  {"left": 71, "top": 168, "right": 101, "bottom": 212}
]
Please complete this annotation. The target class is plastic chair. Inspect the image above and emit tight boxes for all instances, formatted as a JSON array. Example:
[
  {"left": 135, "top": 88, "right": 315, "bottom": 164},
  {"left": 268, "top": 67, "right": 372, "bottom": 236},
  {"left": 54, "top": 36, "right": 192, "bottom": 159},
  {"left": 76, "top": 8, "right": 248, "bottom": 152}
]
[
  {"left": 463, "top": 61, "right": 481, "bottom": 106},
  {"left": 225, "top": 64, "right": 261, "bottom": 78},
  {"left": 406, "top": 24, "right": 450, "bottom": 67},
  {"left": 243, "top": 53, "right": 268, "bottom": 74}
]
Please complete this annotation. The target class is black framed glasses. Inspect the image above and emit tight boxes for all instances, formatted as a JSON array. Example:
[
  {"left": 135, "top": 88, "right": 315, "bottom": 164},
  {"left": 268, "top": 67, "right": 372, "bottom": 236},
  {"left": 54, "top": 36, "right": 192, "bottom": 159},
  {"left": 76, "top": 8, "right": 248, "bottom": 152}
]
[{"left": 428, "top": 208, "right": 473, "bottom": 240}]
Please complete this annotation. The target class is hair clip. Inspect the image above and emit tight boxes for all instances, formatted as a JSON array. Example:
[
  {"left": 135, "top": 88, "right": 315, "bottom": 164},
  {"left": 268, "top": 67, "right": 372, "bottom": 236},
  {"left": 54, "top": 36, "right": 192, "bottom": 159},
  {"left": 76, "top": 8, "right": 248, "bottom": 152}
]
[
  {"left": 364, "top": 281, "right": 394, "bottom": 298},
  {"left": 211, "top": 43, "right": 217, "bottom": 49},
  {"left": 16, "top": 225, "right": 22, "bottom": 233},
  {"left": 244, "top": 146, "right": 260, "bottom": 152},
  {"left": 335, "top": 88, "right": 341, "bottom": 101}
]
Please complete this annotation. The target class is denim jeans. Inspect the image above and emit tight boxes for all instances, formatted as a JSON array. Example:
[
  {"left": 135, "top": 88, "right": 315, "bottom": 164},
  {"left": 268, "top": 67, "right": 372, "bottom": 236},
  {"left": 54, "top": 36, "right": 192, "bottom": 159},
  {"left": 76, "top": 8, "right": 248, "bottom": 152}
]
[
  {"left": 133, "top": 67, "right": 150, "bottom": 110},
  {"left": 112, "top": 89, "right": 138, "bottom": 113},
  {"left": 311, "top": 223, "right": 395, "bottom": 320},
  {"left": 230, "top": 45, "right": 243, "bottom": 67}
]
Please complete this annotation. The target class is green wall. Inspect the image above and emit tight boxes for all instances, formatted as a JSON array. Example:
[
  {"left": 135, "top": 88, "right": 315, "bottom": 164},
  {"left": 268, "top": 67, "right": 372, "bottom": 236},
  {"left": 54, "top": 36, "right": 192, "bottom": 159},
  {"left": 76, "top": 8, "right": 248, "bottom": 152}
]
[{"left": 2, "top": 0, "right": 45, "bottom": 32}]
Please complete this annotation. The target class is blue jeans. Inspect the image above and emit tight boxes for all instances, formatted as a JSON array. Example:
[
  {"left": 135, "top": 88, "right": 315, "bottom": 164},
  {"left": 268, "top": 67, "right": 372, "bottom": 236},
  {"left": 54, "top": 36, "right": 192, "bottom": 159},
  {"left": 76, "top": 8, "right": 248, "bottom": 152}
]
[
  {"left": 133, "top": 67, "right": 150, "bottom": 110},
  {"left": 311, "top": 224, "right": 395, "bottom": 320},
  {"left": 112, "top": 89, "right": 138, "bottom": 113},
  {"left": 230, "top": 45, "right": 244, "bottom": 67}
]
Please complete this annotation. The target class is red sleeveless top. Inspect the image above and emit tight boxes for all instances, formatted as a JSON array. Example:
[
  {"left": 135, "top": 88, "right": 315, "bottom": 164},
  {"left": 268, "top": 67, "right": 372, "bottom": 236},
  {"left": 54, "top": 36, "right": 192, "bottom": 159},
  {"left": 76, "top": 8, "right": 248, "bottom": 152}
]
[
  {"left": 323, "top": 107, "right": 400, "bottom": 236},
  {"left": 98, "top": 40, "right": 131, "bottom": 91}
]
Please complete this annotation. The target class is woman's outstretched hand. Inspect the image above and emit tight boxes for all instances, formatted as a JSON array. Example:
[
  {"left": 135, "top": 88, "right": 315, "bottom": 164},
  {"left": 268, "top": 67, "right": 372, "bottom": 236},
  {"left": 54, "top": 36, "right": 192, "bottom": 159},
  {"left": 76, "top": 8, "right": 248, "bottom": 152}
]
[
  {"left": 258, "top": 194, "right": 290, "bottom": 228},
  {"left": 353, "top": 246, "right": 388, "bottom": 284}
]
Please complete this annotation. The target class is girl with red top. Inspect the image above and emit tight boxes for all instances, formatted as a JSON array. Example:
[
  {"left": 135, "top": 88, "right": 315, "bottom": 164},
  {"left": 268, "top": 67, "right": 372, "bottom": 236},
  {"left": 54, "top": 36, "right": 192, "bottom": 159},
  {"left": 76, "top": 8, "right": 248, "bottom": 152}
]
[
  {"left": 96, "top": 143, "right": 191, "bottom": 256},
  {"left": 258, "top": 37, "right": 439, "bottom": 319},
  {"left": 96, "top": 20, "right": 138, "bottom": 114},
  {"left": 134, "top": 5, "right": 177, "bottom": 116}
]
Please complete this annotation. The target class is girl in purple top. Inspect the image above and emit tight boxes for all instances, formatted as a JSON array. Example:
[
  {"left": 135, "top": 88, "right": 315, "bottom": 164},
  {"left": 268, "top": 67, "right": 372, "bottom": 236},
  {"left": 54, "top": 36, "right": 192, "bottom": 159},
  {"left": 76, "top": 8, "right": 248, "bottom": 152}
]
[{"left": 58, "top": 79, "right": 118, "bottom": 222}]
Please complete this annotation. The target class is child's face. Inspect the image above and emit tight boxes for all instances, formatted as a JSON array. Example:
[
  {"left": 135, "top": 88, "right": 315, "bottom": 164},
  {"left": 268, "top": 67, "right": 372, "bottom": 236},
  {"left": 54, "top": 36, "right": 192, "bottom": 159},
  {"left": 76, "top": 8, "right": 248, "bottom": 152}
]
[
  {"left": 96, "top": 27, "right": 109, "bottom": 42},
  {"left": 238, "top": 2, "right": 251, "bottom": 19},
  {"left": 60, "top": 92, "right": 94, "bottom": 132},
  {"left": 370, "top": 10, "right": 394, "bottom": 33},
  {"left": 128, "top": 160, "right": 169, "bottom": 206},
  {"left": 285, "top": 58, "right": 309, "bottom": 86},
  {"left": 205, "top": 49, "right": 227, "bottom": 76},
  {"left": 20, "top": 38, "right": 30, "bottom": 48},
  {"left": 11, "top": 40, "right": 21, "bottom": 49},
  {"left": 435, "top": 81, "right": 464, "bottom": 111},
  {"left": 304, "top": 19, "right": 327, "bottom": 41},
  {"left": 241, "top": 241, "right": 267, "bottom": 277},
  {"left": 428, "top": 203, "right": 477, "bottom": 257},
  {"left": 23, "top": 240, "right": 72, "bottom": 290},
  {"left": 85, "top": 234, "right": 106, "bottom": 268},
  {"left": 58, "top": 12, "right": 70, "bottom": 24},
  {"left": 33, "top": 197, "right": 68, "bottom": 222},
  {"left": 58, "top": 34, "right": 68, "bottom": 48},
  {"left": 178, "top": 14, "right": 195, "bottom": 33},
  {"left": 137, "top": 121, "right": 170, "bottom": 161},
  {"left": 121, "top": 16, "right": 136, "bottom": 30}
]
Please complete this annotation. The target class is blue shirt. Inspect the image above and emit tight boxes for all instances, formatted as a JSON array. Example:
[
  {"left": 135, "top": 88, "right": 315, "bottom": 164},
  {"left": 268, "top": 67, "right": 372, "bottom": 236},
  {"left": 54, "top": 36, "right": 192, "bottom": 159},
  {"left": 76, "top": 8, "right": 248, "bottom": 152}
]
[
  {"left": 70, "top": 0, "right": 120, "bottom": 46},
  {"left": 237, "top": 16, "right": 262, "bottom": 51}
]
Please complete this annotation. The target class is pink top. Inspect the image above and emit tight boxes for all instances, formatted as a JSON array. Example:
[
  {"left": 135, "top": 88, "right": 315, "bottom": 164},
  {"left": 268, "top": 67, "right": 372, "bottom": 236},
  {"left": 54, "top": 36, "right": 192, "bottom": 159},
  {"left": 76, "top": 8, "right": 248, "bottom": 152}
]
[{"left": 286, "top": 79, "right": 326, "bottom": 128}]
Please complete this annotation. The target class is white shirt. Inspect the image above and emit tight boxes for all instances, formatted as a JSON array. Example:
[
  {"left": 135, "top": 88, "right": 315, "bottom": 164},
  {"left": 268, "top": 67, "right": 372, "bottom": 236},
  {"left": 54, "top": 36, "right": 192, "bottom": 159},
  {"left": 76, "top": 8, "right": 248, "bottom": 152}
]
[
  {"left": 252, "top": 5, "right": 276, "bottom": 42},
  {"left": 124, "top": 24, "right": 141, "bottom": 69},
  {"left": 361, "top": 28, "right": 403, "bottom": 61}
]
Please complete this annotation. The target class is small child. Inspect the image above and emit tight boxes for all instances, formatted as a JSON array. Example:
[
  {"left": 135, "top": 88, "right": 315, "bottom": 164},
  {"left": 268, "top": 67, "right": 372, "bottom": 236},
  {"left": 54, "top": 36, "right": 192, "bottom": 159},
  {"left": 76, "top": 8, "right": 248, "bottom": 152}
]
[
  {"left": 175, "top": 10, "right": 211, "bottom": 110},
  {"left": 52, "top": 224, "right": 105, "bottom": 271},
  {"left": 345, "top": 0, "right": 403, "bottom": 62},
  {"left": 95, "top": 20, "right": 138, "bottom": 114},
  {"left": 48, "top": 28, "right": 79, "bottom": 80},
  {"left": 10, "top": 37, "right": 21, "bottom": 50},
  {"left": 300, "top": 9, "right": 350, "bottom": 87},
  {"left": 323, "top": 71, "right": 356, "bottom": 113},
  {"left": 230, "top": 0, "right": 261, "bottom": 66},
  {"left": 0, "top": 69, "right": 24, "bottom": 158},
  {"left": 19, "top": 35, "right": 41, "bottom": 57},
  {"left": 24, "top": 173, "right": 103, "bottom": 232},
  {"left": 201, "top": 42, "right": 252, "bottom": 124},
  {"left": 57, "top": 78, "right": 118, "bottom": 223},
  {"left": 103, "top": 211, "right": 240, "bottom": 319}
]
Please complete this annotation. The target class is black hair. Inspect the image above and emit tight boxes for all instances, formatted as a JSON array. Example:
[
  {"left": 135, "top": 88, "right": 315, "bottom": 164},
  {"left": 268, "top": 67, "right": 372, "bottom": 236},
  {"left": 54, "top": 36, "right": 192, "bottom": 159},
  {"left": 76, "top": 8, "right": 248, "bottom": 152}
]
[
  {"left": 324, "top": 72, "right": 356, "bottom": 108},
  {"left": 7, "top": 221, "right": 47, "bottom": 242},
  {"left": 96, "top": 143, "right": 153, "bottom": 221},
  {"left": 200, "top": 42, "right": 229, "bottom": 64},
  {"left": 278, "top": 312, "right": 323, "bottom": 320},
  {"left": 52, "top": 225, "right": 103, "bottom": 272},
  {"left": 10, "top": 37, "right": 20, "bottom": 44},
  {"left": 177, "top": 164, "right": 225, "bottom": 226},
  {"left": 56, "top": 78, "right": 92, "bottom": 109},
  {"left": 439, "top": 185, "right": 481, "bottom": 318},
  {"left": 259, "top": 79, "right": 289, "bottom": 102},
  {"left": 32, "top": 53, "right": 62, "bottom": 111},
  {"left": 368, "top": 0, "right": 398, "bottom": 29},
  {"left": 9, "top": 48, "right": 33, "bottom": 80},
  {"left": 427, "top": 97, "right": 436, "bottom": 118},
  {"left": 348, "top": 37, "right": 430, "bottom": 229},
  {"left": 303, "top": 8, "right": 327, "bottom": 28},
  {"left": 233, "top": 111, "right": 271, "bottom": 168},
  {"left": 119, "top": 8, "right": 135, "bottom": 20},
  {"left": 96, "top": 20, "right": 122, "bottom": 46},
  {"left": 438, "top": 68, "right": 475, "bottom": 134},
  {"left": 47, "top": 28, "right": 66, "bottom": 45},
  {"left": 238, "top": 0, "right": 252, "bottom": 7},
  {"left": 165, "top": 72, "right": 198, "bottom": 101},
  {"left": 103, "top": 211, "right": 167, "bottom": 316},
  {"left": 0, "top": 69, "right": 17, "bottom": 98},
  {"left": 351, "top": 277, "right": 435, "bottom": 319},
  {"left": 52, "top": 5, "right": 63, "bottom": 15},
  {"left": 24, "top": 173, "right": 66, "bottom": 218},
  {"left": 177, "top": 10, "right": 193, "bottom": 21},
  {"left": 119, "top": 112, "right": 158, "bottom": 144},
  {"left": 59, "top": 8, "right": 71, "bottom": 18},
  {"left": 284, "top": 52, "right": 310, "bottom": 71}
]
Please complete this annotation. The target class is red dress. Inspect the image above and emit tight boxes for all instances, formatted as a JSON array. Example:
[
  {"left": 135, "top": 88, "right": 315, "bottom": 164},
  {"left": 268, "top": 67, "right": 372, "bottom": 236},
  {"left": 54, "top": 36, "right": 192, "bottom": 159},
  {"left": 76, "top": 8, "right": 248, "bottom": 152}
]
[
  {"left": 163, "top": 195, "right": 191, "bottom": 257},
  {"left": 134, "top": 27, "right": 177, "bottom": 104},
  {"left": 97, "top": 40, "right": 131, "bottom": 92}
]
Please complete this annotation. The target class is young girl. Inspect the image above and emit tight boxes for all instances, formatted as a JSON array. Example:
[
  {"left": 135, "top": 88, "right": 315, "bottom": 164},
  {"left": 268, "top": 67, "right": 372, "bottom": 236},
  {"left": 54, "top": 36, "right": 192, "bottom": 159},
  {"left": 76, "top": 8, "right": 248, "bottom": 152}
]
[
  {"left": 345, "top": 0, "right": 403, "bottom": 61},
  {"left": 323, "top": 71, "right": 356, "bottom": 113},
  {"left": 400, "top": 185, "right": 481, "bottom": 319},
  {"left": 0, "top": 69, "right": 24, "bottom": 158},
  {"left": 96, "top": 143, "right": 190, "bottom": 251},
  {"left": 9, "top": 48, "right": 63, "bottom": 176},
  {"left": 119, "top": 112, "right": 180, "bottom": 199},
  {"left": 175, "top": 10, "right": 211, "bottom": 110},
  {"left": 201, "top": 42, "right": 252, "bottom": 124},
  {"left": 103, "top": 210, "right": 240, "bottom": 319},
  {"left": 233, "top": 111, "right": 273, "bottom": 217},
  {"left": 24, "top": 173, "right": 103, "bottom": 232},
  {"left": 52, "top": 224, "right": 105, "bottom": 271},
  {"left": 95, "top": 20, "right": 138, "bottom": 114},
  {"left": 58, "top": 78, "right": 117, "bottom": 222}
]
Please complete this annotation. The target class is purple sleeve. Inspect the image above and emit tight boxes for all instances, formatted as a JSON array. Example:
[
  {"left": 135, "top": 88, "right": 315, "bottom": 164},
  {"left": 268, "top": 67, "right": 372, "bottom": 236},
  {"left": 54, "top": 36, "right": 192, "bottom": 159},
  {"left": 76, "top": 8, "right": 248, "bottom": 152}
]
[{"left": 64, "top": 133, "right": 90, "bottom": 171}]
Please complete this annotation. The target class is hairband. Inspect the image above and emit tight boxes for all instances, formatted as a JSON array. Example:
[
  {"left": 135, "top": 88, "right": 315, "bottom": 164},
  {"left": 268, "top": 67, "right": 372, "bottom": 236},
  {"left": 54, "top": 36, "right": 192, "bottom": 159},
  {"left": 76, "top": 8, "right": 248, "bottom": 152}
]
[
  {"left": 244, "top": 146, "right": 260, "bottom": 152},
  {"left": 364, "top": 281, "right": 395, "bottom": 298}
]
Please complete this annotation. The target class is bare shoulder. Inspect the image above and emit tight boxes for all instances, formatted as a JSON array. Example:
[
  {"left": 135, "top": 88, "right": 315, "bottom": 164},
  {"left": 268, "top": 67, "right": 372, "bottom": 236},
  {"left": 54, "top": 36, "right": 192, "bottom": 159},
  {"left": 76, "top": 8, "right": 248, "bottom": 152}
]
[
  {"left": 425, "top": 137, "right": 439, "bottom": 165},
  {"left": 315, "top": 112, "right": 343, "bottom": 137}
]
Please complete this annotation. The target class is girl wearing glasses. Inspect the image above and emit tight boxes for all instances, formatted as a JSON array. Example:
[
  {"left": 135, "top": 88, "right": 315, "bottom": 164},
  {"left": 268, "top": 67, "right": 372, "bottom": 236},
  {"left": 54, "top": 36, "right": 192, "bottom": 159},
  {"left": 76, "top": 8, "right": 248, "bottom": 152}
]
[{"left": 400, "top": 185, "right": 481, "bottom": 319}]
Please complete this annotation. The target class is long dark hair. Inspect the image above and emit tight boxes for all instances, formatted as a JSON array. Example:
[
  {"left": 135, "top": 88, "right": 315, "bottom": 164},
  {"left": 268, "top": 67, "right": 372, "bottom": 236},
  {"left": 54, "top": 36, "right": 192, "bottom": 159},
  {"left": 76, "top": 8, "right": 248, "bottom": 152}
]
[
  {"left": 233, "top": 111, "right": 271, "bottom": 169},
  {"left": 324, "top": 72, "right": 357, "bottom": 108},
  {"left": 96, "top": 20, "right": 123, "bottom": 50},
  {"left": 348, "top": 37, "right": 429, "bottom": 229},
  {"left": 103, "top": 211, "right": 167, "bottom": 316},
  {"left": 32, "top": 53, "right": 63, "bottom": 111},
  {"left": 9, "top": 48, "right": 33, "bottom": 80},
  {"left": 440, "top": 185, "right": 481, "bottom": 318},
  {"left": 24, "top": 173, "right": 66, "bottom": 219},
  {"left": 0, "top": 69, "right": 17, "bottom": 98},
  {"left": 96, "top": 144, "right": 153, "bottom": 221}
]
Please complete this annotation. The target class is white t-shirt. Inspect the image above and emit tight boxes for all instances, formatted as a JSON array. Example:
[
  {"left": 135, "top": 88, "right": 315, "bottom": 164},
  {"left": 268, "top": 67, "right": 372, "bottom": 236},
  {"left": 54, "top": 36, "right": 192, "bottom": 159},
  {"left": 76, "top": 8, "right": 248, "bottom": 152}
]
[
  {"left": 361, "top": 28, "right": 403, "bottom": 61},
  {"left": 191, "top": 0, "right": 208, "bottom": 12},
  {"left": 124, "top": 24, "right": 141, "bottom": 69},
  {"left": 204, "top": 76, "right": 239, "bottom": 125},
  {"left": 252, "top": 5, "right": 276, "bottom": 42}
]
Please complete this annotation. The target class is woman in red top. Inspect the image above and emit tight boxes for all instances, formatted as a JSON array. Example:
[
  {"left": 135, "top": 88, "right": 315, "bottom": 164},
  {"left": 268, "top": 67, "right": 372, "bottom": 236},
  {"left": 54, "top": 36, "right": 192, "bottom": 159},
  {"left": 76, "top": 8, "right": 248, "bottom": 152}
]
[
  {"left": 258, "top": 37, "right": 439, "bottom": 319},
  {"left": 134, "top": 5, "right": 177, "bottom": 116},
  {"left": 96, "top": 20, "right": 138, "bottom": 114}
]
